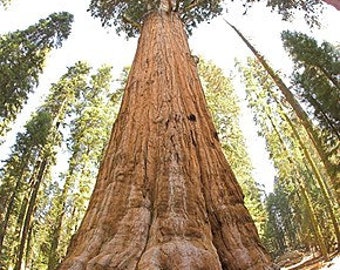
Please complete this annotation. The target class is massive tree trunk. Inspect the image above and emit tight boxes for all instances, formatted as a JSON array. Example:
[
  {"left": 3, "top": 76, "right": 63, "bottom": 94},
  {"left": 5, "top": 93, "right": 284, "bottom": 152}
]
[{"left": 59, "top": 11, "right": 273, "bottom": 270}]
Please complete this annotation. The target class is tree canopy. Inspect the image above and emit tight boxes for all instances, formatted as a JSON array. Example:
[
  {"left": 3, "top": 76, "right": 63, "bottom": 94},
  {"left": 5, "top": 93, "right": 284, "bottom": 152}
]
[
  {"left": 88, "top": 0, "right": 325, "bottom": 37},
  {"left": 88, "top": 0, "right": 223, "bottom": 37},
  {"left": 0, "top": 11, "right": 74, "bottom": 138},
  {"left": 243, "top": 0, "right": 323, "bottom": 25},
  {"left": 281, "top": 31, "right": 340, "bottom": 147},
  {"left": 1, "top": 0, "right": 339, "bottom": 268}
]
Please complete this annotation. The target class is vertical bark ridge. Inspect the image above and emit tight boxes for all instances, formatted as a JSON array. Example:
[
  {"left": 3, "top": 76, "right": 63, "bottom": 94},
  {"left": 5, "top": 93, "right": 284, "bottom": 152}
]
[
  {"left": 59, "top": 11, "right": 273, "bottom": 270},
  {"left": 134, "top": 13, "right": 221, "bottom": 269}
]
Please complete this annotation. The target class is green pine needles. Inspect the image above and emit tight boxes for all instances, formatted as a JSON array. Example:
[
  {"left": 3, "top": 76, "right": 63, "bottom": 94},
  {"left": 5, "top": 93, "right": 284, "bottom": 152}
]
[
  {"left": 88, "top": 0, "right": 223, "bottom": 37},
  {"left": 0, "top": 12, "right": 74, "bottom": 138}
]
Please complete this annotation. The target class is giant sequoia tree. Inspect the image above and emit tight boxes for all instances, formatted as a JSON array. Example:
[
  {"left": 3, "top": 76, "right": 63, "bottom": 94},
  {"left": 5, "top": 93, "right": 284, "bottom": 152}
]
[{"left": 58, "top": 0, "right": 318, "bottom": 269}]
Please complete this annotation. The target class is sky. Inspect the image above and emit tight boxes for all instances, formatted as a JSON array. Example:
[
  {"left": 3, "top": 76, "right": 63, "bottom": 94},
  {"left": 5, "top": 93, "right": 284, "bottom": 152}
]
[{"left": 0, "top": 0, "right": 339, "bottom": 193}]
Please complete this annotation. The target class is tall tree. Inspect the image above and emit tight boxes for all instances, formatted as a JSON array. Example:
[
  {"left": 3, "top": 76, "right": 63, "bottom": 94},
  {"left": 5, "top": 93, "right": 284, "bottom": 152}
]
[
  {"left": 58, "top": 0, "right": 323, "bottom": 269},
  {"left": 46, "top": 65, "right": 123, "bottom": 270},
  {"left": 239, "top": 59, "right": 303, "bottom": 254},
  {"left": 226, "top": 21, "right": 340, "bottom": 204},
  {"left": 281, "top": 31, "right": 340, "bottom": 150},
  {"left": 270, "top": 93, "right": 340, "bottom": 250},
  {"left": 0, "top": 62, "right": 91, "bottom": 270},
  {"left": 0, "top": 111, "right": 52, "bottom": 268},
  {"left": 198, "top": 60, "right": 267, "bottom": 237},
  {"left": 0, "top": 12, "right": 73, "bottom": 138},
  {"left": 263, "top": 181, "right": 298, "bottom": 257},
  {"left": 239, "top": 57, "right": 339, "bottom": 257},
  {"left": 57, "top": 1, "right": 280, "bottom": 269}
]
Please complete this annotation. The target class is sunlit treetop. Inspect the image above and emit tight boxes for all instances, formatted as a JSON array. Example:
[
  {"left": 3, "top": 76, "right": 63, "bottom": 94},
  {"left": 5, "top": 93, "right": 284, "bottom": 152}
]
[
  {"left": 0, "top": 11, "right": 74, "bottom": 138},
  {"left": 88, "top": 0, "right": 224, "bottom": 37},
  {"left": 241, "top": 0, "right": 323, "bottom": 27},
  {"left": 88, "top": 0, "right": 324, "bottom": 38},
  {"left": 25, "top": 12, "right": 74, "bottom": 48},
  {"left": 281, "top": 30, "right": 340, "bottom": 72}
]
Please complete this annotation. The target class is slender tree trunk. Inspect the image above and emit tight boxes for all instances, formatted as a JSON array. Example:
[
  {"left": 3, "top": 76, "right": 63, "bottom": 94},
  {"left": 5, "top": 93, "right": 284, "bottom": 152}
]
[
  {"left": 0, "top": 179, "right": 21, "bottom": 249},
  {"left": 306, "top": 93, "right": 340, "bottom": 141},
  {"left": 47, "top": 207, "right": 65, "bottom": 270},
  {"left": 226, "top": 21, "right": 340, "bottom": 204},
  {"left": 316, "top": 65, "right": 340, "bottom": 91},
  {"left": 25, "top": 226, "right": 34, "bottom": 269},
  {"left": 0, "top": 160, "right": 39, "bottom": 251},
  {"left": 269, "top": 89, "right": 340, "bottom": 250},
  {"left": 298, "top": 179, "right": 328, "bottom": 259},
  {"left": 14, "top": 159, "right": 48, "bottom": 270},
  {"left": 280, "top": 109, "right": 340, "bottom": 250},
  {"left": 267, "top": 115, "right": 328, "bottom": 259},
  {"left": 47, "top": 176, "right": 72, "bottom": 270},
  {"left": 59, "top": 11, "right": 273, "bottom": 270}
]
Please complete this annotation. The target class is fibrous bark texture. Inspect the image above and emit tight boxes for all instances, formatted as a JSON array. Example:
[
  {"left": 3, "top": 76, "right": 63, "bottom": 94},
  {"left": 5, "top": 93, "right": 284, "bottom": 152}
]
[{"left": 59, "top": 11, "right": 273, "bottom": 270}]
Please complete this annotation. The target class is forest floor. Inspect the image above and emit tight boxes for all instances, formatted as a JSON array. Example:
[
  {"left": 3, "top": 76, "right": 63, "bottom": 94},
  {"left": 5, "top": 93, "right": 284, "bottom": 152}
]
[{"left": 281, "top": 252, "right": 340, "bottom": 270}]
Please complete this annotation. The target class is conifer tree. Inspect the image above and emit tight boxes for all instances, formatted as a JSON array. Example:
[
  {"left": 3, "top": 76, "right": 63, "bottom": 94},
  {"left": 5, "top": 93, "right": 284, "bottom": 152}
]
[
  {"left": 239, "top": 57, "right": 339, "bottom": 257},
  {"left": 198, "top": 60, "right": 266, "bottom": 236},
  {"left": 0, "top": 12, "right": 73, "bottom": 138},
  {"left": 45, "top": 65, "right": 123, "bottom": 270},
  {"left": 263, "top": 181, "right": 297, "bottom": 257},
  {"left": 227, "top": 21, "right": 340, "bottom": 204},
  {"left": 3, "top": 58, "right": 271, "bottom": 269},
  {"left": 281, "top": 31, "right": 339, "bottom": 156},
  {"left": 58, "top": 1, "right": 324, "bottom": 269},
  {"left": 0, "top": 62, "right": 90, "bottom": 270}
]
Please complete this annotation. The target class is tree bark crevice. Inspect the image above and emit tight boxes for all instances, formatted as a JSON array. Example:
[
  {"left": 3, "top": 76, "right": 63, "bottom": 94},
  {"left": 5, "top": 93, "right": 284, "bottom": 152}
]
[{"left": 59, "top": 11, "right": 273, "bottom": 270}]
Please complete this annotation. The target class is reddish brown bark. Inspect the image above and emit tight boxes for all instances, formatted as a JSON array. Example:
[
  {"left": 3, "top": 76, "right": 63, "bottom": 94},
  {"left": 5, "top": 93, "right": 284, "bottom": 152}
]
[{"left": 59, "top": 11, "right": 273, "bottom": 270}]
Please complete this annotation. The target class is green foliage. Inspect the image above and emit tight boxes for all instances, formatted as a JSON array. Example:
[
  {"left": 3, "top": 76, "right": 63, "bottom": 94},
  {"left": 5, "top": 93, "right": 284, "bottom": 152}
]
[
  {"left": 0, "top": 111, "right": 55, "bottom": 268},
  {"left": 239, "top": 57, "right": 339, "bottom": 257},
  {"left": 88, "top": 0, "right": 223, "bottom": 37},
  {"left": 0, "top": 61, "right": 90, "bottom": 269},
  {"left": 198, "top": 59, "right": 267, "bottom": 236},
  {"left": 0, "top": 12, "right": 74, "bottom": 138},
  {"left": 88, "top": 0, "right": 324, "bottom": 38},
  {"left": 239, "top": 0, "right": 323, "bottom": 27},
  {"left": 281, "top": 31, "right": 340, "bottom": 147},
  {"left": 0, "top": 59, "right": 126, "bottom": 269},
  {"left": 267, "top": 0, "right": 322, "bottom": 26},
  {"left": 263, "top": 181, "right": 301, "bottom": 257},
  {"left": 43, "top": 65, "right": 124, "bottom": 269},
  {"left": 239, "top": 58, "right": 308, "bottom": 255}
]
